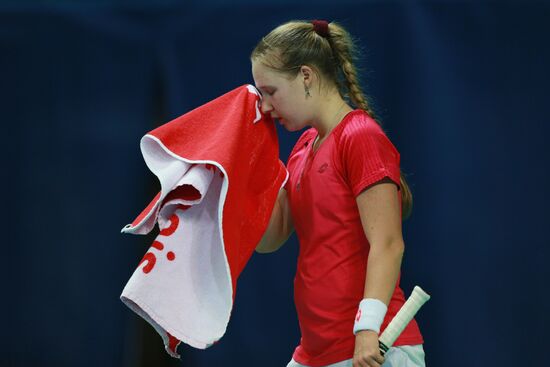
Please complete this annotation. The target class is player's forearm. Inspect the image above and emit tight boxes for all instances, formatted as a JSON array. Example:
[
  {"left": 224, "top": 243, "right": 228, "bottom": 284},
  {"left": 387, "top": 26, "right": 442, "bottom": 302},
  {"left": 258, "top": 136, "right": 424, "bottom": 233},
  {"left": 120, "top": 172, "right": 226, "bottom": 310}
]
[
  {"left": 255, "top": 195, "right": 285, "bottom": 253},
  {"left": 363, "top": 241, "right": 404, "bottom": 305}
]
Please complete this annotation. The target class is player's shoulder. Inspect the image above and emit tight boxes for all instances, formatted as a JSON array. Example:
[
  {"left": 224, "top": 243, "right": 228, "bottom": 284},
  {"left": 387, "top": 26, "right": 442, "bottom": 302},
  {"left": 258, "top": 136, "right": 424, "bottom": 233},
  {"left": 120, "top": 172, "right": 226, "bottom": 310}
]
[
  {"left": 336, "top": 110, "right": 398, "bottom": 155},
  {"left": 338, "top": 109, "right": 384, "bottom": 140}
]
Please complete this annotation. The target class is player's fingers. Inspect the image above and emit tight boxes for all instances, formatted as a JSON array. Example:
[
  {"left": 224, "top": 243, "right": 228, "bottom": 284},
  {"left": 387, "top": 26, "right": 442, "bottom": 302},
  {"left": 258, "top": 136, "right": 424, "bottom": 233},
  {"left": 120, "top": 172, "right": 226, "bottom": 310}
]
[
  {"left": 373, "top": 353, "right": 385, "bottom": 365},
  {"left": 352, "top": 358, "right": 369, "bottom": 367},
  {"left": 353, "top": 351, "right": 384, "bottom": 367},
  {"left": 363, "top": 357, "right": 382, "bottom": 367},
  {"left": 351, "top": 357, "right": 380, "bottom": 367}
]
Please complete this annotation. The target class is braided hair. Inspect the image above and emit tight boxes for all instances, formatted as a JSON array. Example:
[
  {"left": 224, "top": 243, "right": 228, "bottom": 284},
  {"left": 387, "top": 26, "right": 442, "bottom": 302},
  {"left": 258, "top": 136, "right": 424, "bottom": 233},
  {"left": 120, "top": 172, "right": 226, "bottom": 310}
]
[{"left": 251, "top": 20, "right": 413, "bottom": 220}]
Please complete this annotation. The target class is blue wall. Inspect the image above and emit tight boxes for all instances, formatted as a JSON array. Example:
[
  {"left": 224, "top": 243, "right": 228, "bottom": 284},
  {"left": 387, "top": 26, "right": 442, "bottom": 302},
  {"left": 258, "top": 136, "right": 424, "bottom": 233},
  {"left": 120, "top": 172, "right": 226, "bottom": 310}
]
[{"left": 4, "top": 1, "right": 549, "bottom": 366}]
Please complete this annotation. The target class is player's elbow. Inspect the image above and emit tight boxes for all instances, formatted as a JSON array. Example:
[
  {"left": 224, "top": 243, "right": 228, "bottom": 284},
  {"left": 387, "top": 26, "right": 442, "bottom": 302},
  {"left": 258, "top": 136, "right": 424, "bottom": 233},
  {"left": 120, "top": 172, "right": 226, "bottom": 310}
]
[
  {"left": 389, "top": 239, "right": 405, "bottom": 256},
  {"left": 371, "top": 239, "right": 405, "bottom": 258},
  {"left": 391, "top": 240, "right": 405, "bottom": 260}
]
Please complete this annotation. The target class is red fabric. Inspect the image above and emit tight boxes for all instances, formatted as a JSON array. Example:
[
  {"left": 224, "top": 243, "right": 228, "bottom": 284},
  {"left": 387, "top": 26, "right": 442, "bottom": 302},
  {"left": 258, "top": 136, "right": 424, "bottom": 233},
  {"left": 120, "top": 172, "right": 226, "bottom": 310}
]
[
  {"left": 285, "top": 110, "right": 423, "bottom": 367},
  {"left": 141, "top": 85, "right": 287, "bottom": 299},
  {"left": 122, "top": 85, "right": 289, "bottom": 357}
]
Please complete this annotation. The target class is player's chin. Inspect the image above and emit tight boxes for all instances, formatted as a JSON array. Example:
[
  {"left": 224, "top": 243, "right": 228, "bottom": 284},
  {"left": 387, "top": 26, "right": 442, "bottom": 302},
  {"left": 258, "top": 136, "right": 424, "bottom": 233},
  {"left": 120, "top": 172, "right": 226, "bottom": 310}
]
[{"left": 283, "top": 122, "right": 301, "bottom": 132}]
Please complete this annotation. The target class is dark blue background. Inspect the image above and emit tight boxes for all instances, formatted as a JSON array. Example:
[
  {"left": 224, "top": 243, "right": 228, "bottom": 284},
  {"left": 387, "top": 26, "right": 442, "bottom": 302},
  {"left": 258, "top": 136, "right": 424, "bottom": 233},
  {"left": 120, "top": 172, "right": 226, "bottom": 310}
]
[{"left": 4, "top": 1, "right": 549, "bottom": 366}]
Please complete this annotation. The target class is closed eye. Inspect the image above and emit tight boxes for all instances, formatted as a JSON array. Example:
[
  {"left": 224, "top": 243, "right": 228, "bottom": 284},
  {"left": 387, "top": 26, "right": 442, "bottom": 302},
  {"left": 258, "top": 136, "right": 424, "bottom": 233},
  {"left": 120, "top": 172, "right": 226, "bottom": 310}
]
[{"left": 263, "top": 89, "right": 275, "bottom": 96}]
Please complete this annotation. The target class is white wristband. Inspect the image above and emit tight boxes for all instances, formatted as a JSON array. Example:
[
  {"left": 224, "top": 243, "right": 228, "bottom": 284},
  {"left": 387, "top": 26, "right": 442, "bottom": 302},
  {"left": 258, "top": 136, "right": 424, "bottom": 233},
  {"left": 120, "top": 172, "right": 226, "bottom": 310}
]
[{"left": 353, "top": 298, "right": 388, "bottom": 335}]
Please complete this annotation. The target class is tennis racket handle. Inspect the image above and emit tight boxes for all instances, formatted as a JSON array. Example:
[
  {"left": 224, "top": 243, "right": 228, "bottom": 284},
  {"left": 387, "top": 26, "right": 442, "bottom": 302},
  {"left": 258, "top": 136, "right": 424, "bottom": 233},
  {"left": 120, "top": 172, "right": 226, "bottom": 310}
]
[{"left": 378, "top": 286, "right": 430, "bottom": 355}]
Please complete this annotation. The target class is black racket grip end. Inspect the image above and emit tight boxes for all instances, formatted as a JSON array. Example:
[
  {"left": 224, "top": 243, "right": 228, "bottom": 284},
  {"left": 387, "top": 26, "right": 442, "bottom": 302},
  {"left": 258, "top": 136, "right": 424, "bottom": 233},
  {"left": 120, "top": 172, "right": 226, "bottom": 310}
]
[{"left": 379, "top": 340, "right": 389, "bottom": 356}]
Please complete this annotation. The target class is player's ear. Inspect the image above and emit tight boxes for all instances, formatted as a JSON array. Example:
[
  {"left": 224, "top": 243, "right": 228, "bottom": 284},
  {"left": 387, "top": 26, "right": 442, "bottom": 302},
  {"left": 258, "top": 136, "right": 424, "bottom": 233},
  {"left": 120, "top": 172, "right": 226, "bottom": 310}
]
[{"left": 300, "top": 65, "right": 314, "bottom": 86}]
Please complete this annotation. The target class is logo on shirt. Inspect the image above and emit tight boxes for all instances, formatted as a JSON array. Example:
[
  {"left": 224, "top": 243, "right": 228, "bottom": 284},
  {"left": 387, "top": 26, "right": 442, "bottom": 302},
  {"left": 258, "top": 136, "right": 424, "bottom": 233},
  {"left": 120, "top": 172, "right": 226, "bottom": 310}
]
[{"left": 318, "top": 163, "right": 328, "bottom": 173}]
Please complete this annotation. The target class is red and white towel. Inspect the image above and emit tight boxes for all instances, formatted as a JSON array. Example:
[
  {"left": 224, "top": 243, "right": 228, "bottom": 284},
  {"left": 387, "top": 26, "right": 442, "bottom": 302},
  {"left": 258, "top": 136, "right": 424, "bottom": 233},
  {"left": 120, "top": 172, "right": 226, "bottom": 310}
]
[{"left": 120, "top": 84, "right": 288, "bottom": 358}]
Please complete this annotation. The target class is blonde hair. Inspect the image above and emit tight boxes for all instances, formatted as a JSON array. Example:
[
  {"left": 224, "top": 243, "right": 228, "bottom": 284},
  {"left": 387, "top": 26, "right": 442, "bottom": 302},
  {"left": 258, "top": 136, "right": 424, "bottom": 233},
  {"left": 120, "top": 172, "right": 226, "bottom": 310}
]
[{"left": 251, "top": 20, "right": 413, "bottom": 220}]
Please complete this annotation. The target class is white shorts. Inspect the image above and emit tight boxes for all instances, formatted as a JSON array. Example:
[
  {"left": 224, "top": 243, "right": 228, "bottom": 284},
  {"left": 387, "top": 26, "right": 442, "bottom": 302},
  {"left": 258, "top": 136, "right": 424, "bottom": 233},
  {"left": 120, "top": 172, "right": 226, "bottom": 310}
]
[{"left": 286, "top": 344, "right": 425, "bottom": 367}]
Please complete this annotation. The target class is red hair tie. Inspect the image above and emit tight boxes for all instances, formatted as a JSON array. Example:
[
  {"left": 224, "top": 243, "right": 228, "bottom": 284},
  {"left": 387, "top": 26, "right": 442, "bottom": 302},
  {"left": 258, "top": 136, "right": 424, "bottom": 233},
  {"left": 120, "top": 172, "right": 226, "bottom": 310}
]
[{"left": 311, "top": 19, "right": 330, "bottom": 38}]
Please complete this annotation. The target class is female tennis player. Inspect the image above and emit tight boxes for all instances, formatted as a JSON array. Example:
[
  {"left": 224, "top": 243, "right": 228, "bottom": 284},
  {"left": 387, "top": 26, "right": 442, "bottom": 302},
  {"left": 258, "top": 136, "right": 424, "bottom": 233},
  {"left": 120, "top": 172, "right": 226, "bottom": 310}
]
[{"left": 252, "top": 20, "right": 426, "bottom": 367}]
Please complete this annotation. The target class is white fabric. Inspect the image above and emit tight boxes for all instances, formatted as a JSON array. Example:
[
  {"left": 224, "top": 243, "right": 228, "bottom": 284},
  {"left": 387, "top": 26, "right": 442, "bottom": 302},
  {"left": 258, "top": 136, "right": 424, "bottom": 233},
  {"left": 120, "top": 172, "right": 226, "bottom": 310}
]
[
  {"left": 286, "top": 344, "right": 425, "bottom": 367},
  {"left": 120, "top": 135, "right": 232, "bottom": 357}
]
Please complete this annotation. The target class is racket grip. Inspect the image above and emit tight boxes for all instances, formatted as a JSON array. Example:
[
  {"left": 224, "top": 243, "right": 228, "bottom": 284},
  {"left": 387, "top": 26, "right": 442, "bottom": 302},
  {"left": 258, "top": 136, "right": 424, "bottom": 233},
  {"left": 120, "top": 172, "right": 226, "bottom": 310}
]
[
  {"left": 379, "top": 340, "right": 390, "bottom": 356},
  {"left": 378, "top": 286, "right": 430, "bottom": 356}
]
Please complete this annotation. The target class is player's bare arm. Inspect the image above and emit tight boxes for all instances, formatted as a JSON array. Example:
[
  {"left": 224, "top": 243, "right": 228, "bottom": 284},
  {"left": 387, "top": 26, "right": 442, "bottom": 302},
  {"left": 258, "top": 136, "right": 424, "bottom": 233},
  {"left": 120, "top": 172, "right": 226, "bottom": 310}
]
[
  {"left": 353, "top": 177, "right": 405, "bottom": 367},
  {"left": 357, "top": 177, "right": 404, "bottom": 304},
  {"left": 256, "top": 188, "right": 294, "bottom": 253}
]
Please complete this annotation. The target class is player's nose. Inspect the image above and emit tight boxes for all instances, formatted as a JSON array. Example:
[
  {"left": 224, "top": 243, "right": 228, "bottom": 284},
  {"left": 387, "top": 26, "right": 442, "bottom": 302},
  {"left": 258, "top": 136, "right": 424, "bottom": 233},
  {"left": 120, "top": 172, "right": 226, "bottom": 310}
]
[{"left": 260, "top": 99, "right": 273, "bottom": 114}]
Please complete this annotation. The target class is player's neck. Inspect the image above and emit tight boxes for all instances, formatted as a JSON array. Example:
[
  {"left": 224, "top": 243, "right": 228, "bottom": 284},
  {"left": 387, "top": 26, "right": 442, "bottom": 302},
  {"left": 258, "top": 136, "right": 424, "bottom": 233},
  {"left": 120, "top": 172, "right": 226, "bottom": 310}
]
[{"left": 313, "top": 99, "right": 353, "bottom": 142}]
